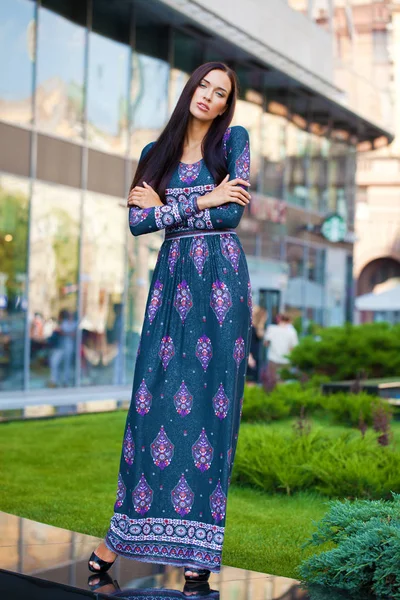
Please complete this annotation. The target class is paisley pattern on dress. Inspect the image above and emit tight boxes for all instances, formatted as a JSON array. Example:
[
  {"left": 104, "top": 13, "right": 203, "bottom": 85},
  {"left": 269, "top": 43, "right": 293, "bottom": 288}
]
[
  {"left": 107, "top": 126, "right": 251, "bottom": 574},
  {"left": 189, "top": 236, "right": 209, "bottom": 276},
  {"left": 174, "top": 280, "right": 193, "bottom": 324},
  {"left": 212, "top": 384, "right": 230, "bottom": 420},
  {"left": 210, "top": 480, "right": 227, "bottom": 523},
  {"left": 171, "top": 475, "right": 195, "bottom": 517},
  {"left": 173, "top": 381, "right": 193, "bottom": 417},
  {"left": 233, "top": 337, "right": 245, "bottom": 368},
  {"left": 210, "top": 280, "right": 232, "bottom": 326},
  {"left": 114, "top": 473, "right": 126, "bottom": 509},
  {"left": 159, "top": 336, "right": 175, "bottom": 371},
  {"left": 129, "top": 207, "right": 152, "bottom": 227},
  {"left": 220, "top": 233, "right": 241, "bottom": 273},
  {"left": 235, "top": 141, "right": 250, "bottom": 181},
  {"left": 195, "top": 335, "right": 213, "bottom": 372},
  {"left": 132, "top": 474, "right": 153, "bottom": 516},
  {"left": 178, "top": 160, "right": 202, "bottom": 184},
  {"left": 151, "top": 426, "right": 174, "bottom": 470},
  {"left": 192, "top": 428, "right": 214, "bottom": 472},
  {"left": 123, "top": 424, "right": 135, "bottom": 465},
  {"left": 168, "top": 239, "right": 180, "bottom": 276},
  {"left": 148, "top": 280, "right": 163, "bottom": 324},
  {"left": 135, "top": 379, "right": 152, "bottom": 416},
  {"left": 247, "top": 281, "right": 253, "bottom": 325}
]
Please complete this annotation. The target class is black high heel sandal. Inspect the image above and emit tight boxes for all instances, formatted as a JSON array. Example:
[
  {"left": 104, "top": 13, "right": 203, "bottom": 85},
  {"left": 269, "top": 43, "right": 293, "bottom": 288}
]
[
  {"left": 88, "top": 550, "right": 117, "bottom": 573},
  {"left": 184, "top": 567, "right": 211, "bottom": 583}
]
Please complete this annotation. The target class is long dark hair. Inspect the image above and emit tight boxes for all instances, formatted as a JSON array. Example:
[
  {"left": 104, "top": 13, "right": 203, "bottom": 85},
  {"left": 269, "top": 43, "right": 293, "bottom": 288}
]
[{"left": 131, "top": 62, "right": 238, "bottom": 201}]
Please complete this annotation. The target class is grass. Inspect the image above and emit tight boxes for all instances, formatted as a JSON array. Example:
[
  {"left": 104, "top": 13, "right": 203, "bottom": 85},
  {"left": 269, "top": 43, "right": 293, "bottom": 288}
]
[{"left": 0, "top": 410, "right": 331, "bottom": 579}]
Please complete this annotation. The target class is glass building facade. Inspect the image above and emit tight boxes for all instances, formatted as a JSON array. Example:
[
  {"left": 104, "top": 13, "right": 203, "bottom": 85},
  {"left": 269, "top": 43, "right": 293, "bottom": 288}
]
[{"left": 0, "top": 0, "right": 364, "bottom": 393}]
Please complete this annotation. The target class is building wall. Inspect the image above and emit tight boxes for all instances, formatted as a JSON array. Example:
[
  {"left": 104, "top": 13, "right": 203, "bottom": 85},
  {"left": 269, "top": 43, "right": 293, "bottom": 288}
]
[
  {"left": 0, "top": 0, "right": 364, "bottom": 394},
  {"left": 351, "top": 2, "right": 400, "bottom": 308}
]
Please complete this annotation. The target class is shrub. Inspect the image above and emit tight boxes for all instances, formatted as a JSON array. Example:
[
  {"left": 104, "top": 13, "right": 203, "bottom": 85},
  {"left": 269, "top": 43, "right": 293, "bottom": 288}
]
[
  {"left": 242, "top": 383, "right": 393, "bottom": 428},
  {"left": 289, "top": 322, "right": 400, "bottom": 381},
  {"left": 242, "top": 385, "right": 290, "bottom": 422},
  {"left": 323, "top": 391, "right": 393, "bottom": 428},
  {"left": 298, "top": 494, "right": 400, "bottom": 598},
  {"left": 232, "top": 425, "right": 400, "bottom": 499}
]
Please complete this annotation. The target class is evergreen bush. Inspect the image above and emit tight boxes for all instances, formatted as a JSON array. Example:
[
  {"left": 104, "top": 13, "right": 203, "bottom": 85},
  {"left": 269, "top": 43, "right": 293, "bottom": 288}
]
[
  {"left": 242, "top": 383, "right": 393, "bottom": 428},
  {"left": 289, "top": 322, "right": 400, "bottom": 381},
  {"left": 298, "top": 494, "right": 400, "bottom": 598},
  {"left": 232, "top": 425, "right": 400, "bottom": 499}
]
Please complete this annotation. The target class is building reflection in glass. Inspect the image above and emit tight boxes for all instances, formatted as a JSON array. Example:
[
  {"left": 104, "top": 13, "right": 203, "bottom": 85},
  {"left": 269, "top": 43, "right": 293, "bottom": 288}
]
[
  {"left": 80, "top": 192, "right": 125, "bottom": 386},
  {"left": 0, "top": 0, "right": 35, "bottom": 125},
  {"left": 232, "top": 98, "right": 262, "bottom": 189},
  {"left": 36, "top": 5, "right": 85, "bottom": 140},
  {"left": 125, "top": 230, "right": 163, "bottom": 384},
  {"left": 0, "top": 511, "right": 315, "bottom": 599},
  {"left": 87, "top": 32, "right": 130, "bottom": 154},
  {"left": 28, "top": 181, "right": 80, "bottom": 389},
  {"left": 0, "top": 175, "right": 29, "bottom": 391},
  {"left": 261, "top": 110, "right": 286, "bottom": 200},
  {"left": 130, "top": 52, "right": 170, "bottom": 160},
  {"left": 286, "top": 121, "right": 308, "bottom": 208}
]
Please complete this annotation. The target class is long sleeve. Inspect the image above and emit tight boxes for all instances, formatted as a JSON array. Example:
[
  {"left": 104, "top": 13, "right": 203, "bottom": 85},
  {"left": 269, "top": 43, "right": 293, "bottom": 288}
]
[
  {"left": 204, "top": 125, "right": 250, "bottom": 230},
  {"left": 128, "top": 143, "right": 199, "bottom": 237}
]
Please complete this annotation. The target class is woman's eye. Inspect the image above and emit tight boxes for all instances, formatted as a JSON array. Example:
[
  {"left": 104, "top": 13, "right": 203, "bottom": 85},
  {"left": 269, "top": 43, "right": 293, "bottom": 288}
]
[{"left": 199, "top": 83, "right": 206, "bottom": 88}]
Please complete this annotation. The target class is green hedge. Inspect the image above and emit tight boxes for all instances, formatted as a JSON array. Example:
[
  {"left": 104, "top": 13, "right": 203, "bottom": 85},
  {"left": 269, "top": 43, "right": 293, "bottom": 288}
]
[
  {"left": 299, "top": 494, "right": 400, "bottom": 598},
  {"left": 289, "top": 322, "right": 400, "bottom": 381},
  {"left": 232, "top": 425, "right": 400, "bottom": 499},
  {"left": 242, "top": 382, "right": 393, "bottom": 427}
]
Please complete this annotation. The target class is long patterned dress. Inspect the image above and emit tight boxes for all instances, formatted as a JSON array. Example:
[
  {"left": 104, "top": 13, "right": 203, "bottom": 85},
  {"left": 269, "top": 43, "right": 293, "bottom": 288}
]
[{"left": 105, "top": 126, "right": 252, "bottom": 573}]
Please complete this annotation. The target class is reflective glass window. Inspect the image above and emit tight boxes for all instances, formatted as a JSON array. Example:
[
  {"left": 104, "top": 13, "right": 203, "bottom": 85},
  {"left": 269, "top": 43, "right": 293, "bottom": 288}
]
[
  {"left": 80, "top": 192, "right": 126, "bottom": 386},
  {"left": 309, "top": 133, "right": 329, "bottom": 212},
  {"left": 286, "top": 122, "right": 308, "bottom": 207},
  {"left": 232, "top": 99, "right": 262, "bottom": 189},
  {"left": 0, "top": 174, "right": 29, "bottom": 391},
  {"left": 284, "top": 242, "right": 305, "bottom": 324},
  {"left": 260, "top": 112, "right": 286, "bottom": 199},
  {"left": 0, "top": 0, "right": 35, "bottom": 126},
  {"left": 36, "top": 6, "right": 85, "bottom": 140},
  {"left": 130, "top": 52, "right": 170, "bottom": 160},
  {"left": 125, "top": 232, "right": 163, "bottom": 380},
  {"left": 87, "top": 32, "right": 130, "bottom": 154},
  {"left": 29, "top": 182, "right": 80, "bottom": 389},
  {"left": 169, "top": 68, "right": 189, "bottom": 116},
  {"left": 328, "top": 141, "right": 348, "bottom": 215}
]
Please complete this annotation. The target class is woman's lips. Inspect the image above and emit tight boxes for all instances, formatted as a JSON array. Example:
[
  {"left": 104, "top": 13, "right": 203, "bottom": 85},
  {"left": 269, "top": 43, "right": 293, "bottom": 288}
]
[{"left": 197, "top": 102, "right": 209, "bottom": 112}]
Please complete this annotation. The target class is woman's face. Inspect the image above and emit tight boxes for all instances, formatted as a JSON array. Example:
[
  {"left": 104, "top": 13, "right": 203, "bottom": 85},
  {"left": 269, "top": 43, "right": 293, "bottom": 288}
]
[{"left": 189, "top": 69, "right": 232, "bottom": 122}]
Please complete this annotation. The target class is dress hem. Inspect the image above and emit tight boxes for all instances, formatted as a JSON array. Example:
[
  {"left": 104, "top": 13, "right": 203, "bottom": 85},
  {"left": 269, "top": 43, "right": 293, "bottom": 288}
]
[{"left": 105, "top": 534, "right": 221, "bottom": 573}]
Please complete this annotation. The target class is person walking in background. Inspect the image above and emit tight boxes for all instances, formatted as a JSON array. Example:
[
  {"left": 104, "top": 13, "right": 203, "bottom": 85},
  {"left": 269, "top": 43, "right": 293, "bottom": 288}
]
[
  {"left": 48, "top": 309, "right": 76, "bottom": 387},
  {"left": 88, "top": 61, "right": 252, "bottom": 585},
  {"left": 263, "top": 313, "right": 298, "bottom": 391},
  {"left": 246, "top": 305, "right": 267, "bottom": 385}
]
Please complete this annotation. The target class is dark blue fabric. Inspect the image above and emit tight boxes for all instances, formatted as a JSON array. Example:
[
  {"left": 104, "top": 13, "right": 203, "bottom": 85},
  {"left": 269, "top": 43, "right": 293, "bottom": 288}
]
[{"left": 106, "top": 126, "right": 252, "bottom": 573}]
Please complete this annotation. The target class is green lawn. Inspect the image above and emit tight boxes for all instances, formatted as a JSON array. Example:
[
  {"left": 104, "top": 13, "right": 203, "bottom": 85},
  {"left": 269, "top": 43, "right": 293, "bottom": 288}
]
[{"left": 0, "top": 411, "right": 331, "bottom": 579}]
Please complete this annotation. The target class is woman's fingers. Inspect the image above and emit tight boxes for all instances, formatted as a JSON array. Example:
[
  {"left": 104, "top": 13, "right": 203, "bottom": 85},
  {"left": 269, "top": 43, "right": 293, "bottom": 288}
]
[
  {"left": 229, "top": 190, "right": 251, "bottom": 203},
  {"left": 231, "top": 187, "right": 251, "bottom": 200},
  {"left": 228, "top": 177, "right": 250, "bottom": 187}
]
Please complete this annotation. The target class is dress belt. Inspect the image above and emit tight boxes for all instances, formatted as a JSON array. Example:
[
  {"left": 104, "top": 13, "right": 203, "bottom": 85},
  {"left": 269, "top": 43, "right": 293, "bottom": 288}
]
[{"left": 164, "top": 228, "right": 236, "bottom": 241}]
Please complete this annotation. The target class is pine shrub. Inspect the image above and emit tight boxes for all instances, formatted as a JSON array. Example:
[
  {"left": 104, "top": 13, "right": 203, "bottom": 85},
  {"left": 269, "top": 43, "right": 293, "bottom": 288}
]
[
  {"left": 298, "top": 494, "right": 400, "bottom": 598},
  {"left": 289, "top": 322, "right": 400, "bottom": 381},
  {"left": 232, "top": 425, "right": 400, "bottom": 499},
  {"left": 242, "top": 383, "right": 393, "bottom": 428}
]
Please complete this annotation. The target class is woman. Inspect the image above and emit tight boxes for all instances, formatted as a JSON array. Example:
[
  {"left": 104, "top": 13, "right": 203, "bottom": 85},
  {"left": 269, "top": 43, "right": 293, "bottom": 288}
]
[
  {"left": 88, "top": 62, "right": 252, "bottom": 583},
  {"left": 246, "top": 305, "right": 267, "bottom": 385}
]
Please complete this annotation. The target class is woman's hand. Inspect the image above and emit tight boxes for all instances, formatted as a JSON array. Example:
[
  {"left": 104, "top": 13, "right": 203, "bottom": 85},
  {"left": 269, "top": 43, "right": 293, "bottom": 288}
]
[
  {"left": 197, "top": 174, "right": 251, "bottom": 210},
  {"left": 127, "top": 182, "right": 163, "bottom": 209}
]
